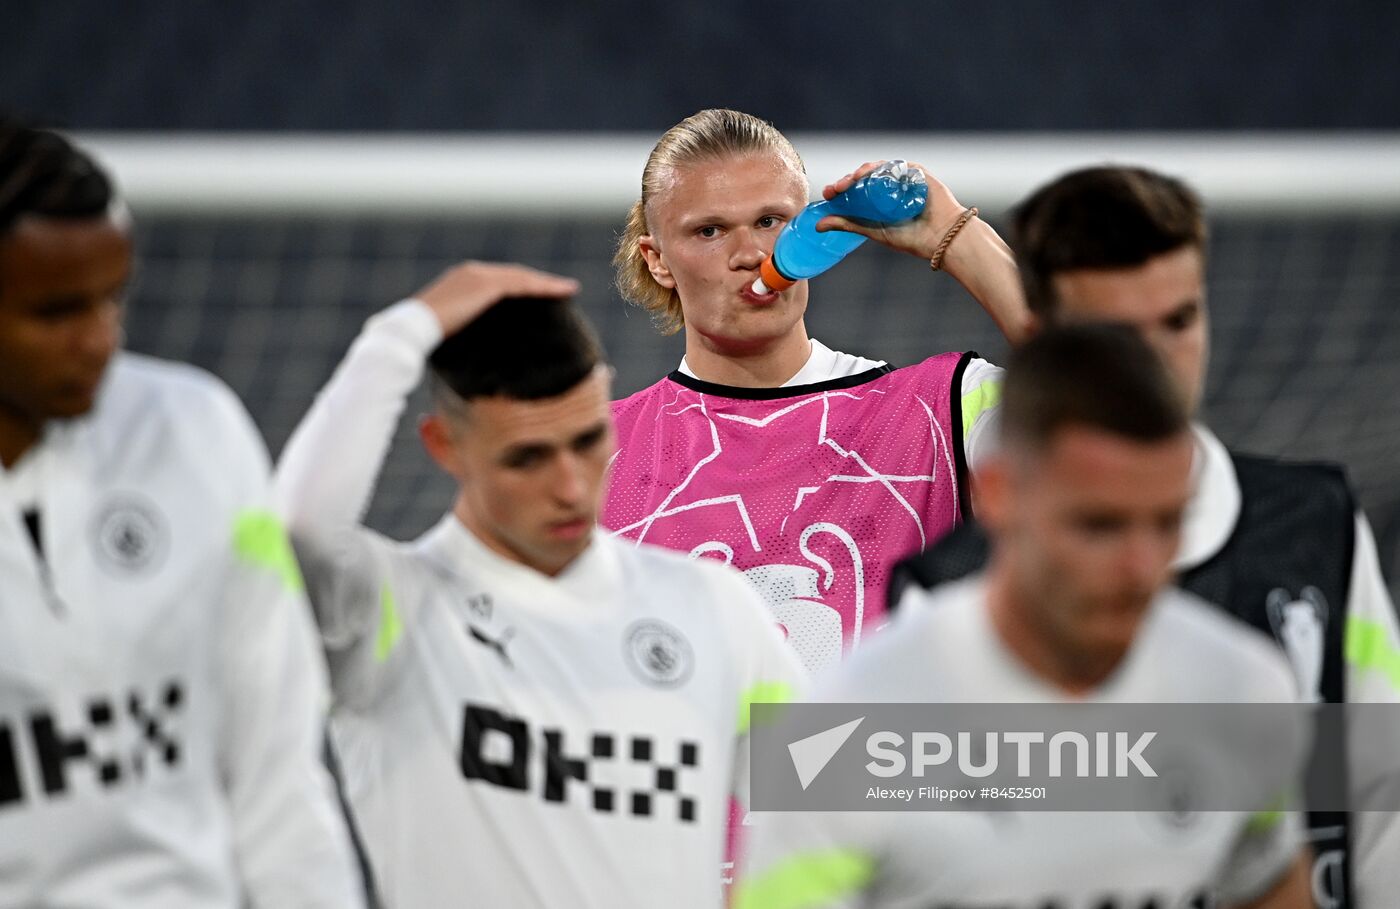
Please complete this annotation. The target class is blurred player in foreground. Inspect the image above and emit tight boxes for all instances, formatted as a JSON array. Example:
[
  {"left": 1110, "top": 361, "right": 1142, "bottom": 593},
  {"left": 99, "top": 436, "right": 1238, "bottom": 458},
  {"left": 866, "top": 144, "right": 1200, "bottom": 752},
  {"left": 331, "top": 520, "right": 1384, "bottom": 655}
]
[
  {"left": 739, "top": 324, "right": 1311, "bottom": 909},
  {"left": 0, "top": 120, "right": 363, "bottom": 906},
  {"left": 274, "top": 261, "right": 804, "bottom": 907},
  {"left": 897, "top": 165, "right": 1400, "bottom": 907},
  {"left": 605, "top": 109, "right": 1029, "bottom": 675}
]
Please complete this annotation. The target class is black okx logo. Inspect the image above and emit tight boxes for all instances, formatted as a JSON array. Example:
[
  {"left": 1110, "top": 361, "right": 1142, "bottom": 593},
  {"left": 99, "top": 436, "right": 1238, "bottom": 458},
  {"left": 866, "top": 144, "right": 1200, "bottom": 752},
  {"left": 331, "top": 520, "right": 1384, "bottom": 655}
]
[
  {"left": 458, "top": 703, "right": 700, "bottom": 822},
  {"left": 1, "top": 680, "right": 185, "bottom": 809}
]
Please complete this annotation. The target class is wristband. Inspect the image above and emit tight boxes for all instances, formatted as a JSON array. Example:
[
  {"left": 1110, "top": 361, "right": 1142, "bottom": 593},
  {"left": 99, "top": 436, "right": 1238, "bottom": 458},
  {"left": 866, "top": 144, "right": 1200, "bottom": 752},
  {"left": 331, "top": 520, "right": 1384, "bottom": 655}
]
[{"left": 929, "top": 207, "right": 979, "bottom": 272}]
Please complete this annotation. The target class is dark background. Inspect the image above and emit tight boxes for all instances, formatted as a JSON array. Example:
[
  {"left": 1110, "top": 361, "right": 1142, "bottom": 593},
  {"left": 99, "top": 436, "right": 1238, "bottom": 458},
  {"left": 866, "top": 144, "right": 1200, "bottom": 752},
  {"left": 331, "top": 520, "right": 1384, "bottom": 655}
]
[{"left": 3, "top": 0, "right": 1398, "bottom": 131}]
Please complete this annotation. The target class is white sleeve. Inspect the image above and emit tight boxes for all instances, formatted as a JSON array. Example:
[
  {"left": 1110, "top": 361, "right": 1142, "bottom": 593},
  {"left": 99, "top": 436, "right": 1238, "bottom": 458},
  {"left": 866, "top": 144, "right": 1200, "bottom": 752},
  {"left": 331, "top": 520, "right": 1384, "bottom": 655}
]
[
  {"left": 220, "top": 509, "right": 366, "bottom": 907},
  {"left": 735, "top": 623, "right": 871, "bottom": 909},
  {"left": 211, "top": 390, "right": 364, "bottom": 907},
  {"left": 737, "top": 809, "right": 876, "bottom": 909},
  {"left": 274, "top": 298, "right": 442, "bottom": 532},
  {"left": 1340, "top": 512, "right": 1400, "bottom": 906},
  {"left": 274, "top": 299, "right": 441, "bottom": 708},
  {"left": 291, "top": 525, "right": 407, "bottom": 710},
  {"left": 1216, "top": 810, "right": 1305, "bottom": 907},
  {"left": 958, "top": 357, "right": 1003, "bottom": 472},
  {"left": 729, "top": 570, "right": 808, "bottom": 807},
  {"left": 1209, "top": 623, "right": 1308, "bottom": 907}
]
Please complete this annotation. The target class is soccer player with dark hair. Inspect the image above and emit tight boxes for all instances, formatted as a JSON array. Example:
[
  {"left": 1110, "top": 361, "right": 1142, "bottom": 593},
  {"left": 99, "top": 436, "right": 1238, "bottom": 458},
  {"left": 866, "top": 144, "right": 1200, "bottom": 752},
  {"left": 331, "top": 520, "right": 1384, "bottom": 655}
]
[
  {"left": 274, "top": 261, "right": 804, "bottom": 907},
  {"left": 0, "top": 119, "right": 363, "bottom": 905},
  {"left": 896, "top": 164, "right": 1400, "bottom": 907},
  {"left": 740, "top": 324, "right": 1311, "bottom": 909}
]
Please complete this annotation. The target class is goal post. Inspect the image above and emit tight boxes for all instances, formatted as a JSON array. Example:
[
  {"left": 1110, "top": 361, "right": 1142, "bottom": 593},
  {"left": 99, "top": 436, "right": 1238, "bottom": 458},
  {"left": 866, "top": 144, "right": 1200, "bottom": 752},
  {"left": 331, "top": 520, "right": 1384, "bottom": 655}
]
[{"left": 79, "top": 132, "right": 1400, "bottom": 218}]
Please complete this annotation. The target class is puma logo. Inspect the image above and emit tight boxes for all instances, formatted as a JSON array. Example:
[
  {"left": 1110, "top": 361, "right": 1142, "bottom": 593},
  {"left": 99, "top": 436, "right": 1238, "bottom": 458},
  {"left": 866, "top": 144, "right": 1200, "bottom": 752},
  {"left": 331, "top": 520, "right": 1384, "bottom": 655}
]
[{"left": 468, "top": 625, "right": 515, "bottom": 668}]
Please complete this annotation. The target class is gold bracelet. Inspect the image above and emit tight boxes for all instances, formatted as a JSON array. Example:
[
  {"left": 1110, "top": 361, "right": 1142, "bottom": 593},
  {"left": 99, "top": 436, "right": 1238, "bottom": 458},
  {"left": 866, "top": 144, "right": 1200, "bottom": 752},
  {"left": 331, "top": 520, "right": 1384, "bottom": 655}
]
[{"left": 928, "top": 207, "right": 979, "bottom": 272}]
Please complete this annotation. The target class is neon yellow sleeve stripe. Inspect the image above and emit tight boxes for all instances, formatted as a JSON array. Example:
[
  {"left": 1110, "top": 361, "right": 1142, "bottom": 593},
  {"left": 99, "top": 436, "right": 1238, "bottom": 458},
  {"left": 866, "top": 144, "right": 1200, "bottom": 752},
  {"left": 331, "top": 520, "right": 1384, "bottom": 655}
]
[
  {"left": 232, "top": 510, "right": 304, "bottom": 593},
  {"left": 960, "top": 377, "right": 1002, "bottom": 432},
  {"left": 738, "top": 680, "right": 796, "bottom": 735},
  {"left": 1246, "top": 809, "right": 1284, "bottom": 835},
  {"left": 1245, "top": 786, "right": 1291, "bottom": 836},
  {"left": 375, "top": 583, "right": 403, "bottom": 664},
  {"left": 735, "top": 849, "right": 876, "bottom": 909},
  {"left": 1345, "top": 616, "right": 1400, "bottom": 691}
]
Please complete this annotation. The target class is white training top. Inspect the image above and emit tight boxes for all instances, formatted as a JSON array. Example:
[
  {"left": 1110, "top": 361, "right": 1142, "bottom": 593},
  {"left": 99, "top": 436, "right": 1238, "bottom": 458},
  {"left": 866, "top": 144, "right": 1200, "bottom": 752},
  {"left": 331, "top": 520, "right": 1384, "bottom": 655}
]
[
  {"left": 275, "top": 301, "right": 805, "bottom": 908},
  {"left": 0, "top": 353, "right": 363, "bottom": 908},
  {"left": 739, "top": 576, "right": 1304, "bottom": 909}
]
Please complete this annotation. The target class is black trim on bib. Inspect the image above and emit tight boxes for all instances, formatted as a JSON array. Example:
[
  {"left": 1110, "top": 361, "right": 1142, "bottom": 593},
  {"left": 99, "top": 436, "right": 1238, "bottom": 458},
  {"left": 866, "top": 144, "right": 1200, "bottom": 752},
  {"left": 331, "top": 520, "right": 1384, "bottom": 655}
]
[
  {"left": 665, "top": 364, "right": 893, "bottom": 400},
  {"left": 948, "top": 351, "right": 979, "bottom": 523}
]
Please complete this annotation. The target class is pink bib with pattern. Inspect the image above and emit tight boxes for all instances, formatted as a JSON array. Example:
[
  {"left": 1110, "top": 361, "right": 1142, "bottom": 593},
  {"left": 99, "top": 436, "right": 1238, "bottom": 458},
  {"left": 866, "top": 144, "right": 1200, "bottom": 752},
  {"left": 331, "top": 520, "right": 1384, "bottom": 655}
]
[{"left": 604, "top": 353, "right": 970, "bottom": 672}]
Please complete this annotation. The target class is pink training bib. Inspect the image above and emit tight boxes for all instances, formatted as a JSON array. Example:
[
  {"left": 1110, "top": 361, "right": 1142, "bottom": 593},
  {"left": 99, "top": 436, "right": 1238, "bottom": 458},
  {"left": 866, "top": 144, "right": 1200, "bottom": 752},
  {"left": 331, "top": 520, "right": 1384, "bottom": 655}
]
[{"left": 604, "top": 353, "right": 971, "bottom": 672}]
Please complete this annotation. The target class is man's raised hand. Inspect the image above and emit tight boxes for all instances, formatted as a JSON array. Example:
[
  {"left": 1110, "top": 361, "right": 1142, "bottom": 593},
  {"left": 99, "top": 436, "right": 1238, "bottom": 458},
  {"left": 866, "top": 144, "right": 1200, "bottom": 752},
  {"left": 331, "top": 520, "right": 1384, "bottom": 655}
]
[
  {"left": 415, "top": 261, "right": 580, "bottom": 336},
  {"left": 816, "top": 161, "right": 966, "bottom": 261}
]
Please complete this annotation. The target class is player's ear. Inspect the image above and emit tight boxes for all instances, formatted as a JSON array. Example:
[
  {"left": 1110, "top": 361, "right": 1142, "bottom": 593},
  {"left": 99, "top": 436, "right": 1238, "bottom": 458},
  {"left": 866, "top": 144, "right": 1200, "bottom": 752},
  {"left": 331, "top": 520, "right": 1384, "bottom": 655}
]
[
  {"left": 420, "top": 412, "right": 464, "bottom": 481},
  {"left": 638, "top": 235, "right": 675, "bottom": 289}
]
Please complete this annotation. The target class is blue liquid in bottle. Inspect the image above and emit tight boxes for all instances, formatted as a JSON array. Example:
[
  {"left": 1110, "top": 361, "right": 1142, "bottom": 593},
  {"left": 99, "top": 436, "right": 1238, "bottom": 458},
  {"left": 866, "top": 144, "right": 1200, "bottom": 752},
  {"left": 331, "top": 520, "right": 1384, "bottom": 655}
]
[{"left": 756, "top": 160, "right": 928, "bottom": 292}]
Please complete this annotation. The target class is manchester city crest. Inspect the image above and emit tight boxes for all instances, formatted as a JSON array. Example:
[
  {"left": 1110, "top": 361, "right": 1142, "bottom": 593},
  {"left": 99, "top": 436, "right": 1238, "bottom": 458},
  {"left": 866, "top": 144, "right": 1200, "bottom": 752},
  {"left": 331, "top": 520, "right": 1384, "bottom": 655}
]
[
  {"left": 90, "top": 496, "right": 169, "bottom": 576},
  {"left": 624, "top": 620, "right": 694, "bottom": 688}
]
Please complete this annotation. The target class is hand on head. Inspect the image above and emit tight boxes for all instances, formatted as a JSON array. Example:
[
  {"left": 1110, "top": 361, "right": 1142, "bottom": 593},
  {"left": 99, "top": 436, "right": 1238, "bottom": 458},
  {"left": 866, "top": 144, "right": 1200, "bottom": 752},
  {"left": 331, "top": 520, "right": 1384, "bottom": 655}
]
[
  {"left": 817, "top": 160, "right": 967, "bottom": 260},
  {"left": 414, "top": 261, "right": 580, "bottom": 336}
]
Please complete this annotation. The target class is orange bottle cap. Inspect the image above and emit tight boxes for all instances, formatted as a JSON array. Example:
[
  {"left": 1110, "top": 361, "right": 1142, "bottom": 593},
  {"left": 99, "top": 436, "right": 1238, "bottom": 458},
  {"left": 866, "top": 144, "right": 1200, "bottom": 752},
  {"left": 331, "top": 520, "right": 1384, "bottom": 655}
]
[{"left": 758, "top": 257, "right": 797, "bottom": 293}]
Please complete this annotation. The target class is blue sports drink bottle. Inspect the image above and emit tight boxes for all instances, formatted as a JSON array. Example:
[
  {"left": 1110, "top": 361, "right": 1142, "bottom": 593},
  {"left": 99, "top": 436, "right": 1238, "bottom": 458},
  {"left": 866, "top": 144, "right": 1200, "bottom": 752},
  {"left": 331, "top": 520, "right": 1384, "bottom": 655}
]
[{"left": 753, "top": 159, "right": 928, "bottom": 294}]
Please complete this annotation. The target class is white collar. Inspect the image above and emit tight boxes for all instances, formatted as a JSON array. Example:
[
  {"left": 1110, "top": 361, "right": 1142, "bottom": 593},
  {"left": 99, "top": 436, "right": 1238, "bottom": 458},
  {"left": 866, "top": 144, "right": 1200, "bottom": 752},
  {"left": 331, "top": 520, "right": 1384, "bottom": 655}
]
[
  {"left": 950, "top": 574, "right": 1176, "bottom": 702},
  {"left": 0, "top": 420, "right": 84, "bottom": 512},
  {"left": 1175, "top": 422, "right": 1241, "bottom": 571},
  {"left": 417, "top": 513, "right": 623, "bottom": 618},
  {"left": 677, "top": 338, "right": 885, "bottom": 387},
  {"left": 0, "top": 440, "right": 45, "bottom": 511}
]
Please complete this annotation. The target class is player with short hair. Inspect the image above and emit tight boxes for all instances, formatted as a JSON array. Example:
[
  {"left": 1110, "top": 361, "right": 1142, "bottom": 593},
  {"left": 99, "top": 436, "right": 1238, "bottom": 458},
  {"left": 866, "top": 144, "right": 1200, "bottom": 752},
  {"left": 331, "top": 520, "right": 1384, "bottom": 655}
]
[
  {"left": 739, "top": 324, "right": 1312, "bottom": 909},
  {"left": 274, "top": 261, "right": 804, "bottom": 907},
  {"left": 896, "top": 165, "right": 1400, "bottom": 907},
  {"left": 0, "top": 119, "right": 363, "bottom": 906},
  {"left": 605, "top": 108, "right": 1030, "bottom": 674}
]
